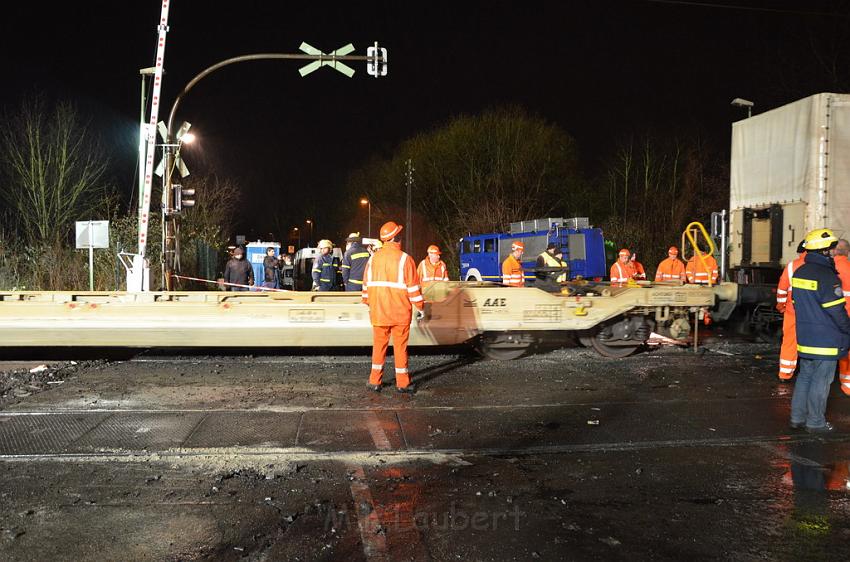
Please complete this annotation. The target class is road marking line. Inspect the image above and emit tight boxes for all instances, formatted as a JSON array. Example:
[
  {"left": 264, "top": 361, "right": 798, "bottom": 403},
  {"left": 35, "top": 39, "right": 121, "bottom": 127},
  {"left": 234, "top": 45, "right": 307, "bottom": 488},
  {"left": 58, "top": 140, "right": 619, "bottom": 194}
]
[{"left": 366, "top": 412, "right": 392, "bottom": 451}]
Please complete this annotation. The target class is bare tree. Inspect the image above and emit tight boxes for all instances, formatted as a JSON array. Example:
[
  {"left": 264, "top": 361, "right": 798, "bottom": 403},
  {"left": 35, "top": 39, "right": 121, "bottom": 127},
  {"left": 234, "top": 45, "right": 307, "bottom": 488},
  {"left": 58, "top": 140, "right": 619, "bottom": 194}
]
[
  {"left": 0, "top": 97, "right": 111, "bottom": 244},
  {"left": 600, "top": 132, "right": 727, "bottom": 274},
  {"left": 347, "top": 106, "right": 585, "bottom": 268}
]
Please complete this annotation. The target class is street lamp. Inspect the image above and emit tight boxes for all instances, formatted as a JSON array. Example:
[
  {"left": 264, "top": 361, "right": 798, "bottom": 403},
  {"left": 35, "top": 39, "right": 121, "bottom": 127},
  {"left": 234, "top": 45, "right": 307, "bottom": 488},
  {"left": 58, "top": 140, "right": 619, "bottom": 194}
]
[
  {"left": 731, "top": 97, "right": 754, "bottom": 118},
  {"left": 306, "top": 219, "right": 313, "bottom": 246},
  {"left": 360, "top": 198, "right": 371, "bottom": 237}
]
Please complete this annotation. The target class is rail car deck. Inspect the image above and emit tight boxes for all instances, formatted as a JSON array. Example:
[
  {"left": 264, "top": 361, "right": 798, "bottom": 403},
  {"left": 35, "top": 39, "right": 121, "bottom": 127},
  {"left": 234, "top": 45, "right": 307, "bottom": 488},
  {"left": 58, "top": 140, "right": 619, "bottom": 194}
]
[{"left": 0, "top": 282, "right": 727, "bottom": 357}]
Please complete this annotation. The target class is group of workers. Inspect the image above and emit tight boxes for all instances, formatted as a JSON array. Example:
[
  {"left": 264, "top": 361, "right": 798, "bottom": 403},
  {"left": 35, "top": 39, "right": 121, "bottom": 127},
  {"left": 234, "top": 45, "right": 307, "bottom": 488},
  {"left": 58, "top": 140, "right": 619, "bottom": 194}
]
[
  {"left": 774, "top": 228, "right": 850, "bottom": 434},
  {"left": 499, "top": 240, "right": 719, "bottom": 288},
  {"left": 311, "top": 233, "right": 449, "bottom": 292},
  {"left": 610, "top": 245, "right": 719, "bottom": 286}
]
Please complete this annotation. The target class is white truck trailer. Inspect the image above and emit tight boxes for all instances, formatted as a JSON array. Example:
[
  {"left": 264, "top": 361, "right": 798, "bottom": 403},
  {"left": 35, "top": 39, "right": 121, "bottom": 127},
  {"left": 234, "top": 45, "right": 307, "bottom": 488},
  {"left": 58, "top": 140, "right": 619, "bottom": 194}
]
[{"left": 729, "top": 92, "right": 850, "bottom": 284}]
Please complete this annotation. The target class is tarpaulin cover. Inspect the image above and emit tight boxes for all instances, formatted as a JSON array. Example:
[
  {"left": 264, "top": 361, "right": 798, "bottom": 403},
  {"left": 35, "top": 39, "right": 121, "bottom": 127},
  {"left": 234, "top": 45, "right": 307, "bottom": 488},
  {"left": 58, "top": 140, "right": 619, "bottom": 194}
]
[{"left": 731, "top": 92, "right": 850, "bottom": 237}]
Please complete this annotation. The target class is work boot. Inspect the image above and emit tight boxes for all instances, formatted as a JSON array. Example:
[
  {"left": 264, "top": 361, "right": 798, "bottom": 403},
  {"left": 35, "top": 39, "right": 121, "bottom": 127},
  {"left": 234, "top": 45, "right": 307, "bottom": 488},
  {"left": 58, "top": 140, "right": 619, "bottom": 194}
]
[
  {"left": 789, "top": 421, "right": 805, "bottom": 430},
  {"left": 396, "top": 384, "right": 416, "bottom": 395},
  {"left": 366, "top": 384, "right": 382, "bottom": 393},
  {"left": 806, "top": 422, "right": 835, "bottom": 434}
]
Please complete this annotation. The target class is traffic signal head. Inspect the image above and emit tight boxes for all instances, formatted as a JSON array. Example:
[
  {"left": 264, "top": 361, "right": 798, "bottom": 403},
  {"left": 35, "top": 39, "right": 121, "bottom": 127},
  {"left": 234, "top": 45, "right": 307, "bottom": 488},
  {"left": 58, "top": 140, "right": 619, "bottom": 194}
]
[{"left": 173, "top": 184, "right": 196, "bottom": 212}]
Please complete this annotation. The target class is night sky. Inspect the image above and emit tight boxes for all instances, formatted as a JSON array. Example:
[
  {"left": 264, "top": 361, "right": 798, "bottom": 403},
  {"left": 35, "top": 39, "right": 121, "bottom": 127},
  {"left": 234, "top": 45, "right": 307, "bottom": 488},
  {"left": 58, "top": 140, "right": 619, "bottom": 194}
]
[{"left": 2, "top": 0, "right": 849, "bottom": 241}]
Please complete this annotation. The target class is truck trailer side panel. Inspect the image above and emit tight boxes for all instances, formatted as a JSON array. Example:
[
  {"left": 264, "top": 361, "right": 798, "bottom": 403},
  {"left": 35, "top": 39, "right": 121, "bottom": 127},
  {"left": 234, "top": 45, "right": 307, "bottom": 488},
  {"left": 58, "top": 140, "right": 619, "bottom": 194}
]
[{"left": 730, "top": 93, "right": 850, "bottom": 270}]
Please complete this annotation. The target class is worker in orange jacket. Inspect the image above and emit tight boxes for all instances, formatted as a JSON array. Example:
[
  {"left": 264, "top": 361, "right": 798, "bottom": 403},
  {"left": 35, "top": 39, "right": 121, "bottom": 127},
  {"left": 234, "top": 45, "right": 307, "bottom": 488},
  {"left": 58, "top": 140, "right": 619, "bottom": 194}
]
[
  {"left": 832, "top": 238, "right": 850, "bottom": 395},
  {"left": 362, "top": 221, "right": 424, "bottom": 394},
  {"left": 685, "top": 248, "right": 719, "bottom": 285},
  {"left": 418, "top": 245, "right": 449, "bottom": 285},
  {"left": 776, "top": 243, "right": 806, "bottom": 381},
  {"left": 655, "top": 246, "right": 686, "bottom": 282},
  {"left": 610, "top": 248, "right": 637, "bottom": 286},
  {"left": 631, "top": 254, "right": 647, "bottom": 280},
  {"left": 502, "top": 241, "right": 525, "bottom": 287}
]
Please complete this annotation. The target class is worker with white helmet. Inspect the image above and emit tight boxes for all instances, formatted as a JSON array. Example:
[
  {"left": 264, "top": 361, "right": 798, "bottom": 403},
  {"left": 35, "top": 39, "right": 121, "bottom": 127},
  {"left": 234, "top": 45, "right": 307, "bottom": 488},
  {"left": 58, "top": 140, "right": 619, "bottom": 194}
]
[{"left": 311, "top": 239, "right": 341, "bottom": 291}]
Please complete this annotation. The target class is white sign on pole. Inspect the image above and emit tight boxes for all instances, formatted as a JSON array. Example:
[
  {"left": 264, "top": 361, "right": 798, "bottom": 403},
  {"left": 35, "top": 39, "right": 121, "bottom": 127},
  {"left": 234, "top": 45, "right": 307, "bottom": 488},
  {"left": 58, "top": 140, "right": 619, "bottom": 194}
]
[
  {"left": 76, "top": 220, "right": 109, "bottom": 291},
  {"left": 75, "top": 221, "right": 110, "bottom": 249}
]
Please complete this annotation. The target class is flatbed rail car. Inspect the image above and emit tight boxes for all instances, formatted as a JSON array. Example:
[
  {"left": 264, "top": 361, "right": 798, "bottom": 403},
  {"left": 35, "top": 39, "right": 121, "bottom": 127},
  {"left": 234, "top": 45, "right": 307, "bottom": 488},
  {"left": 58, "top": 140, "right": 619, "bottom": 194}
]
[{"left": 0, "top": 282, "right": 730, "bottom": 358}]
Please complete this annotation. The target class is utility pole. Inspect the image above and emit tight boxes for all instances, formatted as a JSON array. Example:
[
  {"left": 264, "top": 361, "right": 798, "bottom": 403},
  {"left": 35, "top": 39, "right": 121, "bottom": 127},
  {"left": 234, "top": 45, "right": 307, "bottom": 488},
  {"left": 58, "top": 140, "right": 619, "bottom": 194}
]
[
  {"left": 159, "top": 43, "right": 388, "bottom": 289},
  {"left": 405, "top": 159, "right": 414, "bottom": 251}
]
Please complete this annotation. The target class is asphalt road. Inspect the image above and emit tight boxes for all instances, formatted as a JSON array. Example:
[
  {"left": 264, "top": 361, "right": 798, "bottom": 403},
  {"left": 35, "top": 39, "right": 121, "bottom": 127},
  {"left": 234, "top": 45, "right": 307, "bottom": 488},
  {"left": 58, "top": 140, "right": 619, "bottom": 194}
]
[{"left": 1, "top": 341, "right": 849, "bottom": 561}]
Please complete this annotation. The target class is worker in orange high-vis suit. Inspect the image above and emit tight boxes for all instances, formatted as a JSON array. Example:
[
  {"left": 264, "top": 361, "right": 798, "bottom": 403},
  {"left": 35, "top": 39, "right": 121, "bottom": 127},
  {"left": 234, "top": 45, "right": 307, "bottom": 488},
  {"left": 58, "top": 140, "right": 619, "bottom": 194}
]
[
  {"left": 832, "top": 238, "right": 850, "bottom": 395},
  {"left": 631, "top": 254, "right": 647, "bottom": 281},
  {"left": 610, "top": 248, "right": 637, "bottom": 286},
  {"left": 776, "top": 243, "right": 806, "bottom": 381},
  {"left": 418, "top": 245, "right": 449, "bottom": 286},
  {"left": 502, "top": 241, "right": 525, "bottom": 287},
  {"left": 362, "top": 221, "right": 424, "bottom": 394},
  {"left": 685, "top": 248, "right": 719, "bottom": 285},
  {"left": 655, "top": 246, "right": 686, "bottom": 282}
]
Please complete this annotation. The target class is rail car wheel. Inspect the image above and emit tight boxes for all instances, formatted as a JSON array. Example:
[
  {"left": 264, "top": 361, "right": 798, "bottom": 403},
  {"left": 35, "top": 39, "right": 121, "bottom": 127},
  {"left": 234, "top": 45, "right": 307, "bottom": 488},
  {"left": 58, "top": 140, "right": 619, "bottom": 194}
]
[
  {"left": 476, "top": 332, "right": 533, "bottom": 360},
  {"left": 584, "top": 316, "right": 652, "bottom": 358},
  {"left": 589, "top": 337, "right": 641, "bottom": 359}
]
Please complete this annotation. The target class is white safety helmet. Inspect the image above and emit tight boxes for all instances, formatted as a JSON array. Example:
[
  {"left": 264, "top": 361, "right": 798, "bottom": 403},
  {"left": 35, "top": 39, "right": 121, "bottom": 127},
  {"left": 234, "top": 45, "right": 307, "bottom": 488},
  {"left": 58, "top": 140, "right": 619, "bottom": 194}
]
[{"left": 317, "top": 239, "right": 333, "bottom": 250}]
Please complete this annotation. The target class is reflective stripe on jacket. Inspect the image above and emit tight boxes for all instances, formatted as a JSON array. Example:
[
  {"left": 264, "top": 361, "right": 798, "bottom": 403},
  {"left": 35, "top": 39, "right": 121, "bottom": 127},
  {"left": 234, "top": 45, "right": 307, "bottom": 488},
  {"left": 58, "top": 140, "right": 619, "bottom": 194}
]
[
  {"left": 686, "top": 254, "right": 719, "bottom": 284},
  {"left": 792, "top": 252, "right": 850, "bottom": 360},
  {"left": 342, "top": 243, "right": 370, "bottom": 291},
  {"left": 418, "top": 259, "right": 449, "bottom": 283},
  {"left": 502, "top": 255, "right": 524, "bottom": 287},
  {"left": 776, "top": 254, "right": 806, "bottom": 313},
  {"left": 312, "top": 253, "right": 341, "bottom": 291},
  {"left": 655, "top": 257, "right": 686, "bottom": 282},
  {"left": 362, "top": 241, "right": 424, "bottom": 325},
  {"left": 610, "top": 261, "right": 635, "bottom": 284},
  {"left": 833, "top": 254, "right": 850, "bottom": 316}
]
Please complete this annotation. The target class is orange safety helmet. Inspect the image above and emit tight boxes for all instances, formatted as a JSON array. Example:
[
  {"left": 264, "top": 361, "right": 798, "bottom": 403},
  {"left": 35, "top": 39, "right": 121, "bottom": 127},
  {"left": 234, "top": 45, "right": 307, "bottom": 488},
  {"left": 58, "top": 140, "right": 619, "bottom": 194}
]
[
  {"left": 668, "top": 246, "right": 679, "bottom": 256},
  {"left": 379, "top": 221, "right": 403, "bottom": 241},
  {"left": 618, "top": 248, "right": 630, "bottom": 257},
  {"left": 427, "top": 245, "right": 441, "bottom": 255},
  {"left": 511, "top": 241, "right": 525, "bottom": 252}
]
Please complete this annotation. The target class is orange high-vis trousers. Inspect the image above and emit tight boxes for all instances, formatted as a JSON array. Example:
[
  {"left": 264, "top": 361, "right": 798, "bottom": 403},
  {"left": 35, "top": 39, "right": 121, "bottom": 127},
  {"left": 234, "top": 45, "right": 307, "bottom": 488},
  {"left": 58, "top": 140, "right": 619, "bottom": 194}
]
[
  {"left": 778, "top": 311, "right": 797, "bottom": 380},
  {"left": 369, "top": 324, "right": 411, "bottom": 388}
]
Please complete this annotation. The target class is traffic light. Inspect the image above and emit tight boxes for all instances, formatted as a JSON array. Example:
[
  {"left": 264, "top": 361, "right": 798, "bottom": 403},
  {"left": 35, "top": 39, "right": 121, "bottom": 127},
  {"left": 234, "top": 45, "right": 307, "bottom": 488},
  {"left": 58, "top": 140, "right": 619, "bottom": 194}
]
[
  {"left": 173, "top": 184, "right": 195, "bottom": 212},
  {"left": 367, "top": 42, "right": 387, "bottom": 77}
]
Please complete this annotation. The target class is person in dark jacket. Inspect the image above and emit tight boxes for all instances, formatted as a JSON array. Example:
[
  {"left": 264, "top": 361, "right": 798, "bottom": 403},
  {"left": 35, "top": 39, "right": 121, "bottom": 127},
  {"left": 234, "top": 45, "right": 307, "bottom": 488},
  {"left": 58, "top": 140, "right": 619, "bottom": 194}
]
[
  {"left": 279, "top": 254, "right": 295, "bottom": 290},
  {"left": 312, "top": 239, "right": 341, "bottom": 291},
  {"left": 341, "top": 232, "right": 370, "bottom": 291},
  {"left": 224, "top": 247, "right": 254, "bottom": 291},
  {"left": 790, "top": 228, "right": 850, "bottom": 434},
  {"left": 261, "top": 247, "right": 280, "bottom": 289}
]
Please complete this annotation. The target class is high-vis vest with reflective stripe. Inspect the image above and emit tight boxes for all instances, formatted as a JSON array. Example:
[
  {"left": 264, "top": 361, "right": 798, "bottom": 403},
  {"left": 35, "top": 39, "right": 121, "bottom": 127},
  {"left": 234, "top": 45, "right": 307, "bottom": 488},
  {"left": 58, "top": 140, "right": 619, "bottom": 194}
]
[
  {"left": 610, "top": 261, "right": 636, "bottom": 284},
  {"left": 655, "top": 257, "right": 686, "bottom": 282},
  {"left": 418, "top": 259, "right": 449, "bottom": 283},
  {"left": 502, "top": 255, "right": 524, "bottom": 287},
  {"left": 791, "top": 252, "right": 850, "bottom": 360},
  {"left": 776, "top": 254, "right": 806, "bottom": 313},
  {"left": 362, "top": 241, "right": 424, "bottom": 326},
  {"left": 686, "top": 254, "right": 719, "bottom": 284}
]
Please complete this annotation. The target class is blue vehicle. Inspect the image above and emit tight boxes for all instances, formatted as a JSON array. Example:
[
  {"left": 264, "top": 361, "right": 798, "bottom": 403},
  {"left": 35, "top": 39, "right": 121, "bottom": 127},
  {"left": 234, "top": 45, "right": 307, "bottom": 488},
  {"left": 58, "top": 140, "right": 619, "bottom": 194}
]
[{"left": 459, "top": 217, "right": 607, "bottom": 284}]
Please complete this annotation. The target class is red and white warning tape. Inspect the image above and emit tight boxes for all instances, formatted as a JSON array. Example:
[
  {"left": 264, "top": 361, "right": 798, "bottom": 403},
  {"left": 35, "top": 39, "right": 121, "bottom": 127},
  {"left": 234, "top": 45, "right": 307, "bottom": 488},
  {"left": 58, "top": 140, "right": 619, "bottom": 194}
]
[{"left": 171, "top": 274, "right": 291, "bottom": 292}]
